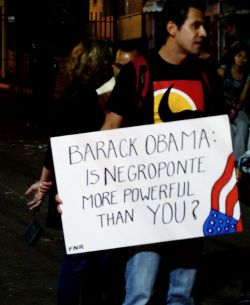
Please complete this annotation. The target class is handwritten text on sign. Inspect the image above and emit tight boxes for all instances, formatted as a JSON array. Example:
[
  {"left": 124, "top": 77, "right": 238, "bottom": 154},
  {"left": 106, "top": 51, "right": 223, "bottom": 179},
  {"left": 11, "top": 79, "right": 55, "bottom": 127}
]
[{"left": 50, "top": 115, "right": 241, "bottom": 254}]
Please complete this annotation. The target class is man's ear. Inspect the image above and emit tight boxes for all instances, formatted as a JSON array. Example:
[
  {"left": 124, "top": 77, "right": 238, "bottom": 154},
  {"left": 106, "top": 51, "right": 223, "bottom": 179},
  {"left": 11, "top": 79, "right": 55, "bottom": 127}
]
[{"left": 166, "top": 21, "right": 177, "bottom": 37}]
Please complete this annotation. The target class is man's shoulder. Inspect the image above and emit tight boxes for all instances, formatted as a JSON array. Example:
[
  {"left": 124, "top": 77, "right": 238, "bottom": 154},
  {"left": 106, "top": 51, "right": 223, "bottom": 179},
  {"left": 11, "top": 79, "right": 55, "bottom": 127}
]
[
  {"left": 130, "top": 55, "right": 149, "bottom": 66},
  {"left": 195, "top": 57, "right": 220, "bottom": 76},
  {"left": 129, "top": 50, "right": 159, "bottom": 68},
  {"left": 189, "top": 56, "right": 210, "bottom": 70}
]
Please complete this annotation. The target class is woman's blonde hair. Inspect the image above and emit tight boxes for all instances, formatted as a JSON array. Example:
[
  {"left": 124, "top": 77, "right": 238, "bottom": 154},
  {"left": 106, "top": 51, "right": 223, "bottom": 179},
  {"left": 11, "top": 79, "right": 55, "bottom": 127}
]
[{"left": 66, "top": 38, "right": 114, "bottom": 88}]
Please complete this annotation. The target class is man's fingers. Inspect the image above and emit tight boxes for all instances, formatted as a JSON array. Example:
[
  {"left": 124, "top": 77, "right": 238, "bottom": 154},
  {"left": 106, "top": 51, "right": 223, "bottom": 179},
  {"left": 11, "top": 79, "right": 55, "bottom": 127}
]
[
  {"left": 39, "top": 181, "right": 53, "bottom": 193},
  {"left": 24, "top": 185, "right": 36, "bottom": 195},
  {"left": 27, "top": 200, "right": 42, "bottom": 210},
  {"left": 57, "top": 205, "right": 62, "bottom": 214},
  {"left": 55, "top": 194, "right": 63, "bottom": 214}
]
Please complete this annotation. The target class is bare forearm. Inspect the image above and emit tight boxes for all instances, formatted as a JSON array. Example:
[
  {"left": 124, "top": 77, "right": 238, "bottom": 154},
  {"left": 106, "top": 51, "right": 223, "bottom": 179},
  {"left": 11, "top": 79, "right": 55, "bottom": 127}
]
[
  {"left": 101, "top": 111, "right": 124, "bottom": 130},
  {"left": 40, "top": 166, "right": 53, "bottom": 182}
]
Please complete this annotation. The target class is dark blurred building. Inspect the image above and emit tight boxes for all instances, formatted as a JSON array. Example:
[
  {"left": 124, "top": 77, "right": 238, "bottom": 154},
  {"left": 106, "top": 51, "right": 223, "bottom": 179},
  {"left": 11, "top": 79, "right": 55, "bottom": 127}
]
[
  {"left": 1, "top": 0, "right": 250, "bottom": 90},
  {"left": 1, "top": 0, "right": 89, "bottom": 87}
]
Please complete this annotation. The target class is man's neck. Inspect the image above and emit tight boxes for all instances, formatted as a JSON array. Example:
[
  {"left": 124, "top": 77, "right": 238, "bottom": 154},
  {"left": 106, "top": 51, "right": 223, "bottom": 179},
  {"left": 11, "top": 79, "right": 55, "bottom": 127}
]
[{"left": 158, "top": 40, "right": 188, "bottom": 65}]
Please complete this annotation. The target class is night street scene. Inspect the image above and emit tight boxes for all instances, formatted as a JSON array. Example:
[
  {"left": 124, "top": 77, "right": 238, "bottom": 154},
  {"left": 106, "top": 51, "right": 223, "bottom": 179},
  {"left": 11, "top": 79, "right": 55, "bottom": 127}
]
[{"left": 1, "top": 0, "right": 250, "bottom": 305}]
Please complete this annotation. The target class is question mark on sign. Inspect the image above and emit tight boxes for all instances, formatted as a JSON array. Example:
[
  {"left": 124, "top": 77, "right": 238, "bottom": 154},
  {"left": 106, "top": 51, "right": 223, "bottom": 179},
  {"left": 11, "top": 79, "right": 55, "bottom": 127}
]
[{"left": 191, "top": 200, "right": 200, "bottom": 220}]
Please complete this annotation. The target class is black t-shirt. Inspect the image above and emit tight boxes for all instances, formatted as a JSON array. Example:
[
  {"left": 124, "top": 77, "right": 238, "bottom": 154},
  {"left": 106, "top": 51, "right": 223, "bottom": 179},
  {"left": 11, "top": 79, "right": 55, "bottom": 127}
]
[
  {"left": 106, "top": 58, "right": 153, "bottom": 127},
  {"left": 43, "top": 81, "right": 105, "bottom": 229},
  {"left": 44, "top": 81, "right": 104, "bottom": 170},
  {"left": 106, "top": 52, "right": 225, "bottom": 126}
]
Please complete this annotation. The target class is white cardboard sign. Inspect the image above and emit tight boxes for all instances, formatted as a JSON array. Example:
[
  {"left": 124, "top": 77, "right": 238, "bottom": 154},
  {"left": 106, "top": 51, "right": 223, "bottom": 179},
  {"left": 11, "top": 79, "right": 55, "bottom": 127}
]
[{"left": 51, "top": 115, "right": 242, "bottom": 254}]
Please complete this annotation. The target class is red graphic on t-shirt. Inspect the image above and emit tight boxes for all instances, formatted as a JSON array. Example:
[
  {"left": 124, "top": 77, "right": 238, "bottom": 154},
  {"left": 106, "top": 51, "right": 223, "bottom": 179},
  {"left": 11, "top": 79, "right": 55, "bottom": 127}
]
[{"left": 153, "top": 80, "right": 204, "bottom": 123}]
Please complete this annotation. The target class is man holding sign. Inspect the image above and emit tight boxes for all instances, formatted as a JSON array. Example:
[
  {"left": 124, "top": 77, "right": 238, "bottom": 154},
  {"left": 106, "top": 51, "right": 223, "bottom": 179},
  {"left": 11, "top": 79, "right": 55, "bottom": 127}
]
[{"left": 101, "top": 0, "right": 227, "bottom": 304}]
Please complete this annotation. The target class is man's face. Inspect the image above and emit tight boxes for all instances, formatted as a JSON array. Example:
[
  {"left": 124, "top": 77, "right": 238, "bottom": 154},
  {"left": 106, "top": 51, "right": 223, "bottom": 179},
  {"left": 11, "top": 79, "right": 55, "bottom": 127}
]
[
  {"left": 112, "top": 49, "right": 139, "bottom": 79},
  {"left": 175, "top": 7, "right": 207, "bottom": 56}
]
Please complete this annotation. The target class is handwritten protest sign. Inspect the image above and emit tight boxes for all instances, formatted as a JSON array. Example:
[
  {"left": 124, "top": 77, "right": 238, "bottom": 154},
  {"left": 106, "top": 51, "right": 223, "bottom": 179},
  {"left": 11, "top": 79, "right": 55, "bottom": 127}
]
[{"left": 50, "top": 115, "right": 242, "bottom": 254}]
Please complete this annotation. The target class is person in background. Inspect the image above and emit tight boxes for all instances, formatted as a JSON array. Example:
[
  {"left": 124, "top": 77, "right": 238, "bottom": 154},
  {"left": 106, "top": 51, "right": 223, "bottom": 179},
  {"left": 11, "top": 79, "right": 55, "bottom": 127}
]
[
  {"left": 24, "top": 37, "right": 114, "bottom": 305},
  {"left": 99, "top": 0, "right": 225, "bottom": 304},
  {"left": 96, "top": 40, "right": 143, "bottom": 112},
  {"left": 217, "top": 42, "right": 250, "bottom": 161},
  {"left": 235, "top": 150, "right": 250, "bottom": 305},
  {"left": 112, "top": 41, "right": 143, "bottom": 80}
]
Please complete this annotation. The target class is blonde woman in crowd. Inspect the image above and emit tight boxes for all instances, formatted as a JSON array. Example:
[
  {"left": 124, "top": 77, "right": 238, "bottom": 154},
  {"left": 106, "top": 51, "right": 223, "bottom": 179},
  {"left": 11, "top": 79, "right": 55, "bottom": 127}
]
[{"left": 25, "top": 38, "right": 114, "bottom": 305}]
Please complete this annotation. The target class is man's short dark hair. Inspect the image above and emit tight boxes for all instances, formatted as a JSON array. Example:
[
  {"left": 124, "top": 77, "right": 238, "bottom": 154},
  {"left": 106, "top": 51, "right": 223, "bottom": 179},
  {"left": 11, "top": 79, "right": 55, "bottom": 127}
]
[{"left": 158, "top": 0, "right": 206, "bottom": 46}]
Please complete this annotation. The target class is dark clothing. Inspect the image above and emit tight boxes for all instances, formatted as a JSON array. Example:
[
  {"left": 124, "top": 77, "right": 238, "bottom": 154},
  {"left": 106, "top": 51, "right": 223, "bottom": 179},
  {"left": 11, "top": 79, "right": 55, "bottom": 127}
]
[
  {"left": 57, "top": 248, "right": 120, "bottom": 305},
  {"left": 219, "top": 64, "right": 250, "bottom": 103},
  {"left": 45, "top": 183, "right": 62, "bottom": 230},
  {"left": 44, "top": 80, "right": 104, "bottom": 170},
  {"left": 106, "top": 53, "right": 225, "bottom": 126},
  {"left": 106, "top": 57, "right": 153, "bottom": 127},
  {"left": 44, "top": 80, "right": 104, "bottom": 230},
  {"left": 42, "top": 81, "right": 110, "bottom": 305}
]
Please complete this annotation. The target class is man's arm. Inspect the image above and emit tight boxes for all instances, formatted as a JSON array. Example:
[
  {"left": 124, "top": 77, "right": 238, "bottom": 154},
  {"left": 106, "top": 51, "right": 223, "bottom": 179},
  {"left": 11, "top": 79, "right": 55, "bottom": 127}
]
[
  {"left": 101, "top": 111, "right": 124, "bottom": 130},
  {"left": 100, "top": 62, "right": 137, "bottom": 130}
]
